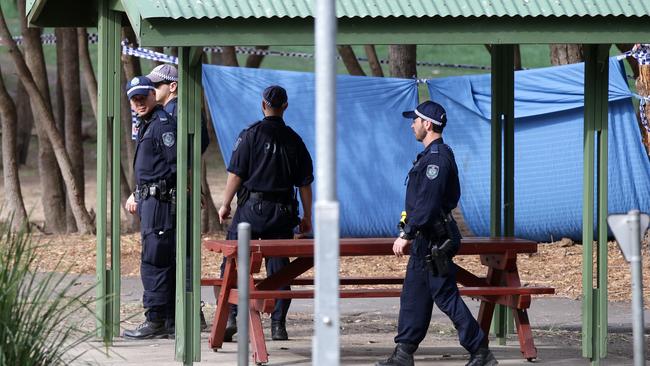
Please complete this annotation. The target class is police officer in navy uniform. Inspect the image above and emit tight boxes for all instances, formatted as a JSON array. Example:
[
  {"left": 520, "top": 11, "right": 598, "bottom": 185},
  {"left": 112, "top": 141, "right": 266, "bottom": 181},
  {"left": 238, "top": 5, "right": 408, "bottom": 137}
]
[
  {"left": 376, "top": 101, "right": 497, "bottom": 366},
  {"left": 218, "top": 85, "right": 314, "bottom": 342},
  {"left": 146, "top": 64, "right": 210, "bottom": 154},
  {"left": 123, "top": 76, "right": 178, "bottom": 339},
  {"left": 147, "top": 64, "right": 209, "bottom": 331}
]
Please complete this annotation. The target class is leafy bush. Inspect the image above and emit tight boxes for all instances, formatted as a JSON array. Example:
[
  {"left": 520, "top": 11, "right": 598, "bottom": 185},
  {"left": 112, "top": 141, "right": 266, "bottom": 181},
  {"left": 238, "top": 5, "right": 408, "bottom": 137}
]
[{"left": 0, "top": 219, "right": 99, "bottom": 365}]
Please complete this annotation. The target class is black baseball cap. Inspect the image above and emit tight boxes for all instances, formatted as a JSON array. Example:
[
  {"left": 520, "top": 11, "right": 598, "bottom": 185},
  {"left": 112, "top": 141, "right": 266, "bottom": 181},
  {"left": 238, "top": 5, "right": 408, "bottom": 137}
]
[
  {"left": 262, "top": 85, "right": 288, "bottom": 108},
  {"left": 402, "top": 101, "right": 447, "bottom": 127}
]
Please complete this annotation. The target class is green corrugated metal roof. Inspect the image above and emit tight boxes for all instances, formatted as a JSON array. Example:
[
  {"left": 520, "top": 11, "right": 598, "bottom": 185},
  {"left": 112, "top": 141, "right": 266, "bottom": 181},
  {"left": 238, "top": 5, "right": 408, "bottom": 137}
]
[{"left": 125, "top": 0, "right": 650, "bottom": 19}]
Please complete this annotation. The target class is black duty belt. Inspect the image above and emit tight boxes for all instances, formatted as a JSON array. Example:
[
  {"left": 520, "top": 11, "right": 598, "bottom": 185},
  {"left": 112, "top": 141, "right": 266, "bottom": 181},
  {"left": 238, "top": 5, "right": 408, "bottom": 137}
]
[
  {"left": 135, "top": 180, "right": 176, "bottom": 202},
  {"left": 248, "top": 191, "right": 294, "bottom": 203}
]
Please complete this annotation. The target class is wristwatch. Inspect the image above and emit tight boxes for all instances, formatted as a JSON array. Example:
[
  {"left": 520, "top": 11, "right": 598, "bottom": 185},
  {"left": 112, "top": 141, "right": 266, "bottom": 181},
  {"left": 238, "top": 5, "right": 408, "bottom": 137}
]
[{"left": 399, "top": 226, "right": 415, "bottom": 240}]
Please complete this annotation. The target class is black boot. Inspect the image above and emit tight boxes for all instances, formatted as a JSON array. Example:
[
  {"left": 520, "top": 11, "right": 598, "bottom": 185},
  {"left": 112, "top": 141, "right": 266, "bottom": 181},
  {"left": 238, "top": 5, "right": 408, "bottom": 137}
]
[
  {"left": 271, "top": 320, "right": 288, "bottom": 341},
  {"left": 123, "top": 320, "right": 169, "bottom": 340},
  {"left": 200, "top": 309, "right": 208, "bottom": 331},
  {"left": 223, "top": 312, "right": 237, "bottom": 342},
  {"left": 466, "top": 347, "right": 498, "bottom": 366},
  {"left": 375, "top": 343, "right": 417, "bottom": 366}
]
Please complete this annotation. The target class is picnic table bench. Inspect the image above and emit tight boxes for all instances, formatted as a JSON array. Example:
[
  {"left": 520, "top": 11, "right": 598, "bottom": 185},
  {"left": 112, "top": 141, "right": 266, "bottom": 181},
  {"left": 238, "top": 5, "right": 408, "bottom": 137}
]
[{"left": 202, "top": 237, "right": 554, "bottom": 364}]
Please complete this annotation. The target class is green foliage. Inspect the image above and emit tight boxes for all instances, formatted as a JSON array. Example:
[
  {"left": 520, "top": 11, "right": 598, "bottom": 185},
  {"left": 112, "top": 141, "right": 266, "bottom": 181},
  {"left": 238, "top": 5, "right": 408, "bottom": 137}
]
[{"left": 0, "top": 218, "right": 100, "bottom": 366}]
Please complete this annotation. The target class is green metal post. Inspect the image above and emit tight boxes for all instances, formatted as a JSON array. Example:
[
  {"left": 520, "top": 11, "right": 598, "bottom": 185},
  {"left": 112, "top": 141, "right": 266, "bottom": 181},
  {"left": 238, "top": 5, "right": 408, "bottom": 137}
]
[
  {"left": 176, "top": 47, "right": 202, "bottom": 364},
  {"left": 582, "top": 44, "right": 610, "bottom": 365},
  {"left": 96, "top": 0, "right": 121, "bottom": 343},
  {"left": 109, "top": 11, "right": 122, "bottom": 340},
  {"left": 190, "top": 53, "right": 203, "bottom": 360},
  {"left": 490, "top": 44, "right": 515, "bottom": 344}
]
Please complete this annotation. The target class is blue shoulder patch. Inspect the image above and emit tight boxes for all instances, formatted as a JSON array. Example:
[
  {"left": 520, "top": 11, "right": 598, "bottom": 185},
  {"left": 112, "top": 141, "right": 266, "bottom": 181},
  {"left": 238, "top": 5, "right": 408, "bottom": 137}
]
[{"left": 430, "top": 144, "right": 439, "bottom": 154}]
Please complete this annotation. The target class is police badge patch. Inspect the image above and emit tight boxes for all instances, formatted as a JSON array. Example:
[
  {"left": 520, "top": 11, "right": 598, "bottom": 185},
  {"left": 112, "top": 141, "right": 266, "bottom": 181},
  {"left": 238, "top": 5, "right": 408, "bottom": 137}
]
[
  {"left": 426, "top": 164, "right": 439, "bottom": 180},
  {"left": 131, "top": 77, "right": 140, "bottom": 85},
  {"left": 162, "top": 132, "right": 175, "bottom": 147}
]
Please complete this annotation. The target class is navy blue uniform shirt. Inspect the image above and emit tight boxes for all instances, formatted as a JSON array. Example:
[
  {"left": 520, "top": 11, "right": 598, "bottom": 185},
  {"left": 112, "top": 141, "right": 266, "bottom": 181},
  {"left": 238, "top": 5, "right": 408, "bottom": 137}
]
[
  {"left": 403, "top": 137, "right": 460, "bottom": 236},
  {"left": 134, "top": 105, "right": 177, "bottom": 185},
  {"left": 228, "top": 116, "right": 314, "bottom": 193},
  {"left": 164, "top": 97, "right": 210, "bottom": 154}
]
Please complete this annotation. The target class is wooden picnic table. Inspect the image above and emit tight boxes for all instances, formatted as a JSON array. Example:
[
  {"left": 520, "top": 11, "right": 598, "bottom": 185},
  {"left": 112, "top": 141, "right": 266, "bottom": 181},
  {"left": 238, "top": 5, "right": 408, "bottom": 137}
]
[{"left": 202, "top": 237, "right": 554, "bottom": 364}]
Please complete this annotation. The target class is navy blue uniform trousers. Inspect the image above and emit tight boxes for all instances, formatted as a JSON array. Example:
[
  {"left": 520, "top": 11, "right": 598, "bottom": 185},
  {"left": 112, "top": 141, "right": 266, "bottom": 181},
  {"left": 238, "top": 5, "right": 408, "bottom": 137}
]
[
  {"left": 221, "top": 197, "right": 298, "bottom": 322},
  {"left": 139, "top": 197, "right": 176, "bottom": 322},
  {"left": 395, "top": 221, "right": 485, "bottom": 354}
]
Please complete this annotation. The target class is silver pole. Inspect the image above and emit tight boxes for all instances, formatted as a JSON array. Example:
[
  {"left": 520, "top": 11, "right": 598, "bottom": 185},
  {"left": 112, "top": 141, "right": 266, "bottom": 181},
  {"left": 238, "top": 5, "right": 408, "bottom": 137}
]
[
  {"left": 628, "top": 210, "right": 646, "bottom": 366},
  {"left": 314, "top": 0, "right": 340, "bottom": 365},
  {"left": 237, "top": 222, "right": 251, "bottom": 366}
]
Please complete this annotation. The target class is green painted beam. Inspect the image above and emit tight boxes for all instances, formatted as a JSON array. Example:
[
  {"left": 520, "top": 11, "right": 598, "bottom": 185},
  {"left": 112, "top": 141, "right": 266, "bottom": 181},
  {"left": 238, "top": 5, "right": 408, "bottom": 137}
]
[
  {"left": 137, "top": 16, "right": 650, "bottom": 46},
  {"left": 109, "top": 9, "right": 122, "bottom": 340},
  {"left": 595, "top": 44, "right": 610, "bottom": 361},
  {"left": 582, "top": 43, "right": 610, "bottom": 365},
  {"left": 190, "top": 50, "right": 203, "bottom": 360},
  {"left": 96, "top": 0, "right": 121, "bottom": 344},
  {"left": 489, "top": 45, "right": 515, "bottom": 344},
  {"left": 176, "top": 46, "right": 202, "bottom": 364}
]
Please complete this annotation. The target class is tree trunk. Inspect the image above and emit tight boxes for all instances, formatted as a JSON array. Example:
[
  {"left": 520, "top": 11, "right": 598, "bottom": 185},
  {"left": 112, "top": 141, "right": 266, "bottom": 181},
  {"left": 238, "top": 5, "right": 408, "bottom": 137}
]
[
  {"left": 200, "top": 158, "right": 220, "bottom": 233},
  {"left": 389, "top": 45, "right": 417, "bottom": 78},
  {"left": 221, "top": 46, "right": 239, "bottom": 67},
  {"left": 245, "top": 46, "right": 269, "bottom": 68},
  {"left": 364, "top": 45, "right": 384, "bottom": 77},
  {"left": 337, "top": 45, "right": 366, "bottom": 76},
  {"left": 77, "top": 28, "right": 97, "bottom": 118},
  {"left": 485, "top": 44, "right": 522, "bottom": 70},
  {"left": 0, "top": 65, "right": 28, "bottom": 230},
  {"left": 550, "top": 44, "right": 584, "bottom": 65},
  {"left": 19, "top": 2, "right": 67, "bottom": 233},
  {"left": 3, "top": 6, "right": 94, "bottom": 233},
  {"left": 616, "top": 44, "right": 640, "bottom": 79},
  {"left": 200, "top": 97, "right": 221, "bottom": 233},
  {"left": 636, "top": 64, "right": 650, "bottom": 154},
  {"left": 14, "top": 81, "right": 33, "bottom": 165},
  {"left": 62, "top": 28, "right": 84, "bottom": 233}
]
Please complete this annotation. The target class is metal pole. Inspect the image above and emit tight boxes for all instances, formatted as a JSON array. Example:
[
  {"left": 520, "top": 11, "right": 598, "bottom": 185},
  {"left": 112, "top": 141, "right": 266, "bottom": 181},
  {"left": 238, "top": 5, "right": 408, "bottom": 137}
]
[
  {"left": 314, "top": 0, "right": 340, "bottom": 365},
  {"left": 628, "top": 210, "right": 646, "bottom": 366},
  {"left": 237, "top": 223, "right": 251, "bottom": 366}
]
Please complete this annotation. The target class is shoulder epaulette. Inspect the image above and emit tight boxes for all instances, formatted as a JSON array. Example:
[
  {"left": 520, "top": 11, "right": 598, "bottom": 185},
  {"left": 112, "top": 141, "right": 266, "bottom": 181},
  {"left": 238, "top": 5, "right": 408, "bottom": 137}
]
[
  {"left": 429, "top": 144, "right": 440, "bottom": 154},
  {"left": 245, "top": 121, "right": 263, "bottom": 131}
]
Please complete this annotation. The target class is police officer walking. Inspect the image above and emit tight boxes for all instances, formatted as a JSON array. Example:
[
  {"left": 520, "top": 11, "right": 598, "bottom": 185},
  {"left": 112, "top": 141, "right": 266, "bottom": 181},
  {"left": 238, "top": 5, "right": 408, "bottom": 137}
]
[
  {"left": 218, "top": 85, "right": 314, "bottom": 342},
  {"left": 123, "top": 76, "right": 178, "bottom": 339},
  {"left": 376, "top": 101, "right": 497, "bottom": 366}
]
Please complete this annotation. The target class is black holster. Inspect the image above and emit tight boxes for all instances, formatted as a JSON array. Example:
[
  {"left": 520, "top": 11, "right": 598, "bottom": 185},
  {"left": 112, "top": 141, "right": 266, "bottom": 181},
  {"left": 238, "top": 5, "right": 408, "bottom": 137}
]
[{"left": 424, "top": 211, "right": 454, "bottom": 277}]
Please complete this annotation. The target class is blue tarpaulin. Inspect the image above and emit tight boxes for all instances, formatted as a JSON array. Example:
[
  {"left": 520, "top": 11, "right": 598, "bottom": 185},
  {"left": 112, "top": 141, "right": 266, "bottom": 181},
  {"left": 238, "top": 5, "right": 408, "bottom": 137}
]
[
  {"left": 202, "top": 65, "right": 418, "bottom": 237},
  {"left": 427, "top": 58, "right": 650, "bottom": 241},
  {"left": 202, "top": 59, "right": 650, "bottom": 241}
]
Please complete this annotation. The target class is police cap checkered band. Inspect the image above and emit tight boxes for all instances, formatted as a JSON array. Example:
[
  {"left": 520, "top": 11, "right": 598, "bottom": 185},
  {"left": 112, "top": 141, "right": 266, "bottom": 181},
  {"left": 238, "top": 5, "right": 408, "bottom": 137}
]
[{"left": 147, "top": 64, "right": 178, "bottom": 83}]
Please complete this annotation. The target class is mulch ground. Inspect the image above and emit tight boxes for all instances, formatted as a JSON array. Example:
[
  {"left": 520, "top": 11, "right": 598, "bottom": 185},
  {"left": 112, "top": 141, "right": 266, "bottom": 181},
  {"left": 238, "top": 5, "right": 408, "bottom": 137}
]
[{"left": 31, "top": 232, "right": 650, "bottom": 307}]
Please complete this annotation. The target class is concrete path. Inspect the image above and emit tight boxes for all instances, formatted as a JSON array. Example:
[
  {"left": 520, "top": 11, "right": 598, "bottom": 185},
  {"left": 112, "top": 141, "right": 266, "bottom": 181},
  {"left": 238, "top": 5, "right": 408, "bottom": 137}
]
[{"left": 71, "top": 276, "right": 649, "bottom": 365}]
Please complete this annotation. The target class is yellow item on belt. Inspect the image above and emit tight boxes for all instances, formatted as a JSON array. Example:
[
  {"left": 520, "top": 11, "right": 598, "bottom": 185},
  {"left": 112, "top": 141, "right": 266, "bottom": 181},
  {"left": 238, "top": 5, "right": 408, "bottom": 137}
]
[{"left": 400, "top": 211, "right": 407, "bottom": 224}]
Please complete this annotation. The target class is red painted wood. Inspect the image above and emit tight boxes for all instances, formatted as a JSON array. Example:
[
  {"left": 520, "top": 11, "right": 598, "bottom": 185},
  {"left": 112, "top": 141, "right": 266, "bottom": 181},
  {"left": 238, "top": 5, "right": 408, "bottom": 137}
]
[
  {"left": 208, "top": 257, "right": 235, "bottom": 350},
  {"left": 228, "top": 286, "right": 553, "bottom": 300},
  {"left": 204, "top": 237, "right": 538, "bottom": 258},
  {"left": 514, "top": 308, "right": 538, "bottom": 360}
]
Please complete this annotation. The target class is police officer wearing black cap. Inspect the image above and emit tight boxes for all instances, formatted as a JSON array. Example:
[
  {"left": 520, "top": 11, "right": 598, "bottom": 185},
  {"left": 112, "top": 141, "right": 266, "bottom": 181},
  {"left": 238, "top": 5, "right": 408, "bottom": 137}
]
[
  {"left": 376, "top": 101, "right": 497, "bottom": 366},
  {"left": 123, "top": 76, "right": 178, "bottom": 339},
  {"left": 218, "top": 85, "right": 314, "bottom": 342}
]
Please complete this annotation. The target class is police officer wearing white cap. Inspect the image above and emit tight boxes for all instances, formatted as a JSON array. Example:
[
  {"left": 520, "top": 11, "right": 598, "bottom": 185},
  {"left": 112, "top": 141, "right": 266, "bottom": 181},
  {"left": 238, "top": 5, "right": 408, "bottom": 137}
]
[
  {"left": 376, "top": 101, "right": 497, "bottom": 366},
  {"left": 146, "top": 64, "right": 210, "bottom": 331},
  {"left": 123, "top": 76, "right": 178, "bottom": 340}
]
